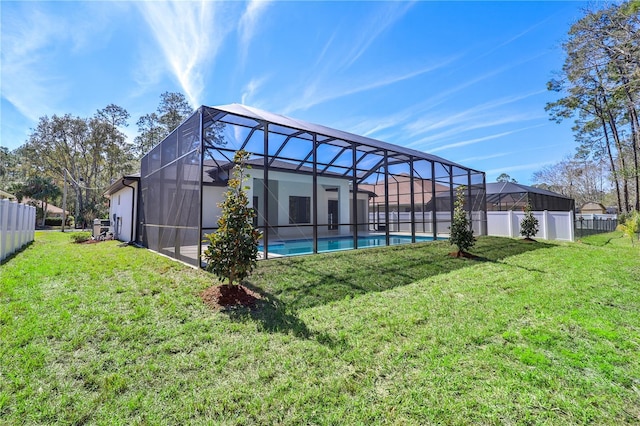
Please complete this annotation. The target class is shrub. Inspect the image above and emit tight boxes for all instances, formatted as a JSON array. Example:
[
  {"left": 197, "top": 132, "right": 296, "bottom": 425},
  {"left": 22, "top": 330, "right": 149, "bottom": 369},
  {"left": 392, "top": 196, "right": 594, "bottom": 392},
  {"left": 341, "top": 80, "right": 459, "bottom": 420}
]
[
  {"left": 620, "top": 210, "right": 639, "bottom": 246},
  {"left": 203, "top": 150, "right": 262, "bottom": 286},
  {"left": 45, "top": 218, "right": 61, "bottom": 226},
  {"left": 449, "top": 186, "right": 474, "bottom": 256},
  {"left": 70, "top": 232, "right": 91, "bottom": 244},
  {"left": 520, "top": 204, "right": 539, "bottom": 239}
]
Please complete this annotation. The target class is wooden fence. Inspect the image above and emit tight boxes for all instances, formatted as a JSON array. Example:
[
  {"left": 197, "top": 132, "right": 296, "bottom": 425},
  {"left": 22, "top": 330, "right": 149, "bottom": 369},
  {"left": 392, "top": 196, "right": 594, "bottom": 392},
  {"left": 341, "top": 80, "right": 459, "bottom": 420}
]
[{"left": 1, "top": 199, "right": 36, "bottom": 263}]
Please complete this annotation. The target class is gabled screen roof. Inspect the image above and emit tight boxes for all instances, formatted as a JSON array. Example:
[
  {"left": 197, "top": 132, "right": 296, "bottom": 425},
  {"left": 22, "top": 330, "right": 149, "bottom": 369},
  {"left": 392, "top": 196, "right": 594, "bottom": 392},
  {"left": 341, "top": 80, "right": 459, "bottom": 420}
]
[
  {"left": 486, "top": 182, "right": 573, "bottom": 199},
  {"left": 204, "top": 104, "right": 480, "bottom": 173}
]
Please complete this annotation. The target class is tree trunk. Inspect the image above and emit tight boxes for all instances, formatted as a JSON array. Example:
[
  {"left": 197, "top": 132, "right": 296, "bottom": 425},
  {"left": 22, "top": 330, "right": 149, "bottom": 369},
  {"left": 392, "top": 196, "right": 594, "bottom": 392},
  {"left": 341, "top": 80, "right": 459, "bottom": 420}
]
[
  {"left": 629, "top": 110, "right": 640, "bottom": 211},
  {"left": 42, "top": 198, "right": 48, "bottom": 227},
  {"left": 606, "top": 111, "right": 631, "bottom": 212},
  {"left": 600, "top": 113, "right": 623, "bottom": 213}
]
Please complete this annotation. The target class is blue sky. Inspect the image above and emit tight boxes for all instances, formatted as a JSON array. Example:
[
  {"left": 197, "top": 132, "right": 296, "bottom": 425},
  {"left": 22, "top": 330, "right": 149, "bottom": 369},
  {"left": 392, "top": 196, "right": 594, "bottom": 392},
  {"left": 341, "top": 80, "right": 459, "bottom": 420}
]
[{"left": 1, "top": 1, "right": 587, "bottom": 184}]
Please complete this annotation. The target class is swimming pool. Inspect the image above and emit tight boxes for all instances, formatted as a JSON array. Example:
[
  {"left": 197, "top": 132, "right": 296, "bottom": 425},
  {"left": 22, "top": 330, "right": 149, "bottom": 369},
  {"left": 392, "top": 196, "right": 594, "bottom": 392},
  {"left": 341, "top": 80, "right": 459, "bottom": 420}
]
[{"left": 260, "top": 235, "right": 437, "bottom": 256}]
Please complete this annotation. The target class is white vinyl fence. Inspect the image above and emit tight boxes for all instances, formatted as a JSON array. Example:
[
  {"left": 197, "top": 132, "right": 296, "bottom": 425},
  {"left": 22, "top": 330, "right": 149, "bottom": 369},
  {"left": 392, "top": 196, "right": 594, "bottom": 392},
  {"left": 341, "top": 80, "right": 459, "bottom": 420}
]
[
  {"left": 1, "top": 199, "right": 36, "bottom": 262},
  {"left": 368, "top": 211, "right": 487, "bottom": 237},
  {"left": 487, "top": 210, "right": 574, "bottom": 242}
]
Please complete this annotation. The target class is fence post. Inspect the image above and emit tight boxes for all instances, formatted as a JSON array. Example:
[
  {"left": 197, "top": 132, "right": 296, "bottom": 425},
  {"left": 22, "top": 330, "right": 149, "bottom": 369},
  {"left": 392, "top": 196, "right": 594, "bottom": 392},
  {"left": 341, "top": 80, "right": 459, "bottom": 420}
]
[
  {"left": 10, "top": 202, "right": 18, "bottom": 256},
  {"left": 0, "top": 199, "right": 8, "bottom": 261},
  {"left": 17, "top": 203, "right": 23, "bottom": 248},
  {"left": 568, "top": 211, "right": 575, "bottom": 242},
  {"left": 31, "top": 206, "right": 36, "bottom": 241},
  {"left": 508, "top": 210, "right": 513, "bottom": 238},
  {"left": 25, "top": 205, "right": 32, "bottom": 244},
  {"left": 19, "top": 203, "right": 26, "bottom": 247}
]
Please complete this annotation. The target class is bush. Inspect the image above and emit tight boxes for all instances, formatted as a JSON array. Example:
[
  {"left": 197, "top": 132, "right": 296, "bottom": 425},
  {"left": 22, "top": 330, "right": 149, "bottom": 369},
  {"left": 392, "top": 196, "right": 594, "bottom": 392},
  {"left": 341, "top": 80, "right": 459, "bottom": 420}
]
[
  {"left": 70, "top": 232, "right": 92, "bottom": 244},
  {"left": 45, "top": 218, "right": 62, "bottom": 226},
  {"left": 620, "top": 210, "right": 640, "bottom": 246}
]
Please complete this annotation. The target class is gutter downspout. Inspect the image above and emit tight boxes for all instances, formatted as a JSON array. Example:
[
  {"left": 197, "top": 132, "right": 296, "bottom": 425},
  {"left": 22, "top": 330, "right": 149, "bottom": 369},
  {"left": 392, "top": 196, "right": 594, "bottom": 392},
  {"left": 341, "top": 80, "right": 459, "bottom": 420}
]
[{"left": 122, "top": 178, "right": 136, "bottom": 242}]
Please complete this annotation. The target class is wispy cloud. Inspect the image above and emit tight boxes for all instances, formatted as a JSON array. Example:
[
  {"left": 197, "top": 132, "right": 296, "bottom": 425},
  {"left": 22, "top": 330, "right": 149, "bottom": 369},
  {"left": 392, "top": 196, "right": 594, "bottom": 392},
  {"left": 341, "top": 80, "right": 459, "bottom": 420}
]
[
  {"left": 313, "top": 30, "right": 338, "bottom": 69},
  {"left": 1, "top": 5, "right": 112, "bottom": 121},
  {"left": 345, "top": 70, "right": 542, "bottom": 143},
  {"left": 456, "top": 142, "right": 564, "bottom": 164},
  {"left": 241, "top": 76, "right": 269, "bottom": 105},
  {"left": 477, "top": 12, "right": 558, "bottom": 62},
  {"left": 238, "top": 0, "right": 272, "bottom": 66},
  {"left": 457, "top": 152, "right": 511, "bottom": 163},
  {"left": 280, "top": 1, "right": 422, "bottom": 114},
  {"left": 282, "top": 58, "right": 456, "bottom": 115},
  {"left": 404, "top": 89, "right": 546, "bottom": 138},
  {"left": 136, "top": 1, "right": 234, "bottom": 107},
  {"left": 340, "top": 1, "right": 415, "bottom": 70},
  {"left": 406, "top": 112, "right": 546, "bottom": 150},
  {"left": 429, "top": 130, "right": 523, "bottom": 154},
  {"left": 429, "top": 124, "right": 546, "bottom": 153},
  {"left": 486, "top": 161, "right": 555, "bottom": 176}
]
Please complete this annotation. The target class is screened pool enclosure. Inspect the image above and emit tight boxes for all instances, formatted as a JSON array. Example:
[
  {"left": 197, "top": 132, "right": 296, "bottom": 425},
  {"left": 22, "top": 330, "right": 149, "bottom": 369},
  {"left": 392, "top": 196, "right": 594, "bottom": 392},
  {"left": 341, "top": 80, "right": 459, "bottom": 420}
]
[{"left": 138, "top": 104, "right": 486, "bottom": 266}]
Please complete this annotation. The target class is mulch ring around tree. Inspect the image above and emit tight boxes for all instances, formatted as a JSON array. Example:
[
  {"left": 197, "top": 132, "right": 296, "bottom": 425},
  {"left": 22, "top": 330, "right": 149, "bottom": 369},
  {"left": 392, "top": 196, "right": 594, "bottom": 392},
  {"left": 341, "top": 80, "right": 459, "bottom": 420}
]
[
  {"left": 522, "top": 237, "right": 537, "bottom": 243},
  {"left": 79, "top": 239, "right": 102, "bottom": 244},
  {"left": 200, "top": 284, "right": 263, "bottom": 310},
  {"left": 448, "top": 250, "right": 480, "bottom": 259}
]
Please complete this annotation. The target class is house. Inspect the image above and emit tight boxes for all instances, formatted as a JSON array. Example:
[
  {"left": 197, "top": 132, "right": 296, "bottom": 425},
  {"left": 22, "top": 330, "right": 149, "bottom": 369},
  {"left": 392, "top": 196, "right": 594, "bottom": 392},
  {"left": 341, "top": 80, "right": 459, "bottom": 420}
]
[
  {"left": 21, "top": 197, "right": 68, "bottom": 218},
  {"left": 109, "top": 104, "right": 486, "bottom": 266},
  {"left": 580, "top": 202, "right": 606, "bottom": 214},
  {"left": 104, "top": 174, "right": 140, "bottom": 242}
]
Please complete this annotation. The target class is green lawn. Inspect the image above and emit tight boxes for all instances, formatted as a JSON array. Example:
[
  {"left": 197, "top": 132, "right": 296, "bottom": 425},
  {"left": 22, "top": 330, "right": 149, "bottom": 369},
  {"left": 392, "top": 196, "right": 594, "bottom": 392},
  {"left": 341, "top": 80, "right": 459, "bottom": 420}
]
[{"left": 1, "top": 231, "right": 639, "bottom": 424}]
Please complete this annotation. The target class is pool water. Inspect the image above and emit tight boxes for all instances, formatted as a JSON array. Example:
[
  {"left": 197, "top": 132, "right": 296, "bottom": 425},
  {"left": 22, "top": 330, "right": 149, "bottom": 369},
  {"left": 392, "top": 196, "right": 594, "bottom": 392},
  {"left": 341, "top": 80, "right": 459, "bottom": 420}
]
[{"left": 260, "top": 235, "right": 436, "bottom": 256}]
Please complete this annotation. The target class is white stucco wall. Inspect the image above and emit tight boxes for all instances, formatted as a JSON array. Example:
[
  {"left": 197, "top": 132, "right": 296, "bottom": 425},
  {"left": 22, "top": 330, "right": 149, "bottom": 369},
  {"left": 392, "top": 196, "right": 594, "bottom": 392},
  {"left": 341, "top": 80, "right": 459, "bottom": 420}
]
[
  {"left": 202, "top": 169, "right": 362, "bottom": 238},
  {"left": 202, "top": 186, "right": 226, "bottom": 228},
  {"left": 109, "top": 182, "right": 138, "bottom": 242}
]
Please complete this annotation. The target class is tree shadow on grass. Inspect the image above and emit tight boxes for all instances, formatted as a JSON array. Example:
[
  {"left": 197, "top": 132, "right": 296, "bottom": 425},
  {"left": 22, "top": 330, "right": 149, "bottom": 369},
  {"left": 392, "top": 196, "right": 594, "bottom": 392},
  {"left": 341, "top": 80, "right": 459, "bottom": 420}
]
[
  {"left": 250, "top": 237, "right": 557, "bottom": 310},
  {"left": 220, "top": 281, "right": 340, "bottom": 348},
  {"left": 578, "top": 231, "right": 626, "bottom": 247}
]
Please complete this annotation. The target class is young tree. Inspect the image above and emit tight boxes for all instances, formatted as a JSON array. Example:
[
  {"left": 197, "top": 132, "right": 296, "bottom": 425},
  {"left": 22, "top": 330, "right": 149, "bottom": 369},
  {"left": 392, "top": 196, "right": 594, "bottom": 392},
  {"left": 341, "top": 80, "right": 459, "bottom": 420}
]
[
  {"left": 203, "top": 150, "right": 262, "bottom": 286},
  {"left": 520, "top": 203, "right": 539, "bottom": 241},
  {"left": 620, "top": 210, "right": 640, "bottom": 246},
  {"left": 449, "top": 186, "right": 475, "bottom": 257}
]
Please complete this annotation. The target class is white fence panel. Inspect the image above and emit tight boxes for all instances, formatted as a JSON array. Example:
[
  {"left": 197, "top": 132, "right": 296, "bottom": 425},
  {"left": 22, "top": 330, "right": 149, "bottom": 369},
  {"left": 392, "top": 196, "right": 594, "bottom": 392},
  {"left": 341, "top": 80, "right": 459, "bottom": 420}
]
[
  {"left": 486, "top": 211, "right": 511, "bottom": 237},
  {"left": 487, "top": 210, "right": 574, "bottom": 242},
  {"left": 0, "top": 199, "right": 36, "bottom": 262}
]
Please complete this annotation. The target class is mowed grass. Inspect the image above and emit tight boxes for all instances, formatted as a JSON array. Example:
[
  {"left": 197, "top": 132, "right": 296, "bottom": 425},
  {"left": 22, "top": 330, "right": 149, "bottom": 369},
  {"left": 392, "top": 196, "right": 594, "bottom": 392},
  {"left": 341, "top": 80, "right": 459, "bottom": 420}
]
[{"left": 1, "top": 231, "right": 639, "bottom": 424}]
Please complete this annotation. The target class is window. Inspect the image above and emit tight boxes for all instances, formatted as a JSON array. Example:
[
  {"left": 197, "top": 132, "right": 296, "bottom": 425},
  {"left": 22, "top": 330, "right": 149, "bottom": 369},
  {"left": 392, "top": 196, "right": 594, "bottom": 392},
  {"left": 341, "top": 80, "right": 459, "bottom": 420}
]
[{"left": 289, "top": 196, "right": 311, "bottom": 224}]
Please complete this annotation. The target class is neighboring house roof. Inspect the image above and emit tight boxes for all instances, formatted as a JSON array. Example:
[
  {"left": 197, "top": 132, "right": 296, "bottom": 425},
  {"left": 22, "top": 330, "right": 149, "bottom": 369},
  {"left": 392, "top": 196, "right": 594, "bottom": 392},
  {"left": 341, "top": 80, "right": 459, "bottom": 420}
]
[
  {"left": 104, "top": 173, "right": 141, "bottom": 197},
  {"left": 22, "top": 197, "right": 68, "bottom": 215},
  {"left": 0, "top": 189, "right": 17, "bottom": 200},
  {"left": 581, "top": 202, "right": 606, "bottom": 212},
  {"left": 206, "top": 104, "right": 481, "bottom": 173}
]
